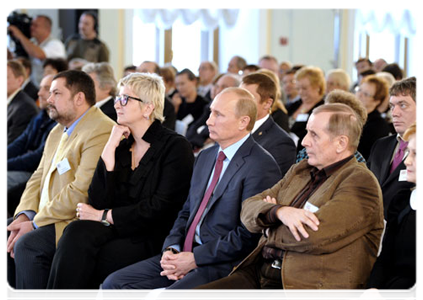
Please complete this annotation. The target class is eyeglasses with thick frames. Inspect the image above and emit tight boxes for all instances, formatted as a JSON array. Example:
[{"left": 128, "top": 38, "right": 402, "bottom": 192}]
[{"left": 114, "top": 94, "right": 144, "bottom": 106}]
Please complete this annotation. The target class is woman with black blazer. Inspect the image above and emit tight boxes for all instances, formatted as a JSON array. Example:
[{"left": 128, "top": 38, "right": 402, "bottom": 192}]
[
  {"left": 287, "top": 66, "right": 326, "bottom": 152},
  {"left": 356, "top": 75, "right": 391, "bottom": 160},
  {"left": 47, "top": 73, "right": 194, "bottom": 289}
]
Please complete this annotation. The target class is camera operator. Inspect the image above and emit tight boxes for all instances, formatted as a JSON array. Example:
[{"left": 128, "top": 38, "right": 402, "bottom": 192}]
[{"left": 8, "top": 15, "right": 66, "bottom": 86}]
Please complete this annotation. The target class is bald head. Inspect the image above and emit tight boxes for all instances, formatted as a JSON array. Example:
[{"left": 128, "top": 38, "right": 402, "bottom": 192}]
[{"left": 212, "top": 74, "right": 241, "bottom": 99}]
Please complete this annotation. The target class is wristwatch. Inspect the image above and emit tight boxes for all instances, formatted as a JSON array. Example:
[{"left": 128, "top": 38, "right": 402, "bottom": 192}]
[{"left": 101, "top": 209, "right": 111, "bottom": 226}]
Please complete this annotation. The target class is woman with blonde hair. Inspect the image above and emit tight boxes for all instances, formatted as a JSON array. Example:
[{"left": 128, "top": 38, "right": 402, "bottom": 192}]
[
  {"left": 356, "top": 74, "right": 391, "bottom": 159},
  {"left": 288, "top": 66, "right": 326, "bottom": 151},
  {"left": 47, "top": 73, "right": 195, "bottom": 288}
]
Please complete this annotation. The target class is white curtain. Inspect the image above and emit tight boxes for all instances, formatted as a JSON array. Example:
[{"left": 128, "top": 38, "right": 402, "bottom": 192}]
[
  {"left": 134, "top": 9, "right": 240, "bottom": 30},
  {"left": 356, "top": 9, "right": 416, "bottom": 37}
]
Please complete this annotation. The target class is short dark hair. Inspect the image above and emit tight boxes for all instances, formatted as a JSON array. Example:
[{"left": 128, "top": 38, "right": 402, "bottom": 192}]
[
  {"left": 43, "top": 58, "right": 68, "bottom": 73},
  {"left": 243, "top": 64, "right": 260, "bottom": 72},
  {"left": 124, "top": 65, "right": 136, "bottom": 72},
  {"left": 176, "top": 68, "right": 197, "bottom": 81},
  {"left": 53, "top": 70, "right": 96, "bottom": 106},
  {"left": 382, "top": 63, "right": 404, "bottom": 80},
  {"left": 355, "top": 57, "right": 372, "bottom": 66},
  {"left": 389, "top": 76, "right": 416, "bottom": 102},
  {"left": 241, "top": 72, "right": 277, "bottom": 104}
]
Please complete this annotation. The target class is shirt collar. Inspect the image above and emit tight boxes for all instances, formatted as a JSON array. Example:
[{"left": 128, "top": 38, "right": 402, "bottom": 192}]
[
  {"left": 64, "top": 107, "right": 90, "bottom": 136},
  {"left": 252, "top": 114, "right": 270, "bottom": 133},
  {"left": 218, "top": 133, "right": 250, "bottom": 162},
  {"left": 95, "top": 96, "right": 113, "bottom": 108},
  {"left": 311, "top": 155, "right": 354, "bottom": 179},
  {"left": 7, "top": 89, "right": 21, "bottom": 105}
]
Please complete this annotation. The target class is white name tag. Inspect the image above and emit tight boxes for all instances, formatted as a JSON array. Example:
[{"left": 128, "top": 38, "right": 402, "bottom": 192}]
[
  {"left": 296, "top": 113, "right": 309, "bottom": 122},
  {"left": 304, "top": 201, "right": 319, "bottom": 213},
  {"left": 399, "top": 169, "right": 408, "bottom": 182},
  {"left": 182, "top": 114, "right": 194, "bottom": 125},
  {"left": 57, "top": 158, "right": 71, "bottom": 175}
]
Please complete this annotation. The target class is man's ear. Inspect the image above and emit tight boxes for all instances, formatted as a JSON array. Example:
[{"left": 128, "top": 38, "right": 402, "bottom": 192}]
[
  {"left": 17, "top": 75, "right": 25, "bottom": 87},
  {"left": 336, "top": 135, "right": 349, "bottom": 153},
  {"left": 73, "top": 92, "right": 85, "bottom": 106},
  {"left": 239, "top": 116, "right": 251, "bottom": 131},
  {"left": 263, "top": 98, "right": 273, "bottom": 112},
  {"left": 143, "top": 103, "right": 155, "bottom": 120}
]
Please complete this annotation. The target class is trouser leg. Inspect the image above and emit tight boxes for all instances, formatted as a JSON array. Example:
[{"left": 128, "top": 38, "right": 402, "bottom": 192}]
[
  {"left": 47, "top": 220, "right": 115, "bottom": 289},
  {"left": 7, "top": 218, "right": 15, "bottom": 288},
  {"left": 102, "top": 254, "right": 172, "bottom": 289},
  {"left": 182, "top": 265, "right": 263, "bottom": 300},
  {"left": 13, "top": 224, "right": 56, "bottom": 289}
]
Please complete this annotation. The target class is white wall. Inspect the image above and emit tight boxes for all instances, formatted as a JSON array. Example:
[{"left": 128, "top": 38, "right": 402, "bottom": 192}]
[
  {"left": 218, "top": 9, "right": 261, "bottom": 73},
  {"left": 270, "top": 9, "right": 337, "bottom": 73},
  {"left": 218, "top": 9, "right": 339, "bottom": 74}
]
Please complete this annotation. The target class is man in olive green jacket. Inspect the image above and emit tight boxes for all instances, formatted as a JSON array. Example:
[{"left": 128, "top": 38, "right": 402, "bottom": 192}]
[{"left": 198, "top": 102, "right": 384, "bottom": 289}]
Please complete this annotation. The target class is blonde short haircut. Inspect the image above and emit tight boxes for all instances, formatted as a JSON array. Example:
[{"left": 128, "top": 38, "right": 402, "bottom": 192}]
[
  {"left": 313, "top": 103, "right": 363, "bottom": 152},
  {"left": 295, "top": 66, "right": 326, "bottom": 97},
  {"left": 326, "top": 69, "right": 351, "bottom": 91},
  {"left": 219, "top": 87, "right": 257, "bottom": 132},
  {"left": 118, "top": 73, "right": 165, "bottom": 123}
]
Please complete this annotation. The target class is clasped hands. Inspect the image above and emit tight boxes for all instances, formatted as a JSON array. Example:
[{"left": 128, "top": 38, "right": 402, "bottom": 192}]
[
  {"left": 263, "top": 195, "right": 320, "bottom": 242},
  {"left": 7, "top": 214, "right": 33, "bottom": 259},
  {"left": 160, "top": 251, "right": 198, "bottom": 281}
]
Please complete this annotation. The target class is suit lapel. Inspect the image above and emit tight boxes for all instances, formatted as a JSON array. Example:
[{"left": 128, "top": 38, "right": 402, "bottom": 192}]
[
  {"left": 252, "top": 117, "right": 272, "bottom": 142},
  {"left": 187, "top": 146, "right": 219, "bottom": 226},
  {"left": 380, "top": 136, "right": 400, "bottom": 184},
  {"left": 207, "top": 137, "right": 253, "bottom": 210}
]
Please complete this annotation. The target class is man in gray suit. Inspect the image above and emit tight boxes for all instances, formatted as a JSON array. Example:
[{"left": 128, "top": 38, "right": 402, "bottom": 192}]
[{"left": 102, "top": 87, "right": 281, "bottom": 289}]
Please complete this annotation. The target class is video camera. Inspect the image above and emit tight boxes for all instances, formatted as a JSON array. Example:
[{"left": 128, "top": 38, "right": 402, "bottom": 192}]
[{"left": 7, "top": 11, "right": 32, "bottom": 58}]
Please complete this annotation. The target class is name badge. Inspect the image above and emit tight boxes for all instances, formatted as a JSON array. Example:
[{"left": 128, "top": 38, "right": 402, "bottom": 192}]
[
  {"left": 57, "top": 158, "right": 71, "bottom": 175},
  {"left": 304, "top": 201, "right": 319, "bottom": 213},
  {"left": 182, "top": 114, "right": 194, "bottom": 126},
  {"left": 398, "top": 169, "right": 408, "bottom": 182},
  {"left": 296, "top": 113, "right": 309, "bottom": 122}
]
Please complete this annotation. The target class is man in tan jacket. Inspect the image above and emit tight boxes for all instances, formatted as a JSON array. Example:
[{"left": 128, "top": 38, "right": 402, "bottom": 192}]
[
  {"left": 7, "top": 70, "right": 115, "bottom": 289},
  {"left": 198, "top": 102, "right": 384, "bottom": 289}
]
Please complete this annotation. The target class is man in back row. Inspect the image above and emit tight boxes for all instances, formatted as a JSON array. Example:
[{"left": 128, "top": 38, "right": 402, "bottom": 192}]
[
  {"left": 240, "top": 72, "right": 296, "bottom": 176},
  {"left": 103, "top": 87, "right": 281, "bottom": 289},
  {"left": 367, "top": 76, "right": 416, "bottom": 219},
  {"left": 198, "top": 103, "right": 384, "bottom": 289},
  {"left": 7, "top": 70, "right": 115, "bottom": 288}
]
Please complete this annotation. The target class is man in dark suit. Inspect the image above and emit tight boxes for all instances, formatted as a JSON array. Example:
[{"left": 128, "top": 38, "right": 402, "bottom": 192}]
[
  {"left": 16, "top": 57, "right": 39, "bottom": 101},
  {"left": 7, "top": 60, "right": 39, "bottom": 145},
  {"left": 102, "top": 87, "right": 281, "bottom": 289},
  {"left": 8, "top": 74, "right": 57, "bottom": 217},
  {"left": 241, "top": 72, "right": 296, "bottom": 176},
  {"left": 82, "top": 62, "right": 117, "bottom": 122},
  {"left": 367, "top": 77, "right": 416, "bottom": 219}
]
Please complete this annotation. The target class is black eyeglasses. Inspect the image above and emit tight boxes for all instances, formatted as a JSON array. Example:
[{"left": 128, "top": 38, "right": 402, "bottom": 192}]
[{"left": 114, "top": 94, "right": 144, "bottom": 106}]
